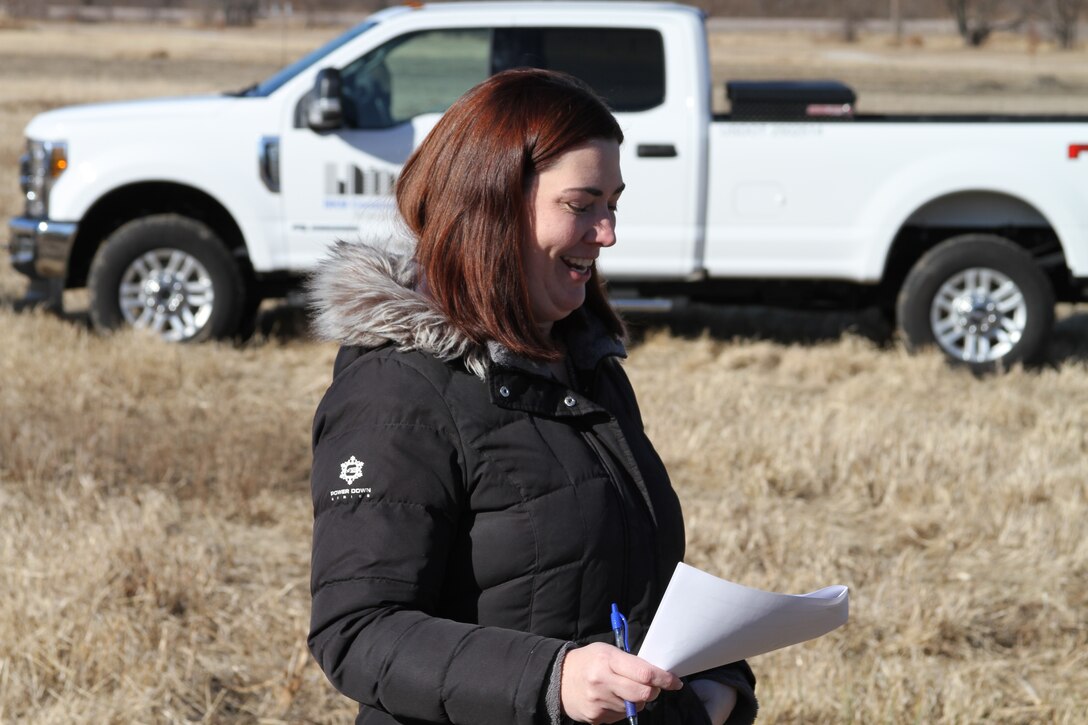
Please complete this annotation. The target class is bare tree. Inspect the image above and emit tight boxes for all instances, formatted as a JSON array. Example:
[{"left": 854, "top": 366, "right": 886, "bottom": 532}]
[
  {"left": 890, "top": 0, "right": 904, "bottom": 43},
  {"left": 2, "top": 0, "right": 48, "bottom": 18},
  {"left": 1048, "top": 0, "right": 1085, "bottom": 48},
  {"left": 195, "top": 0, "right": 259, "bottom": 26},
  {"left": 143, "top": 0, "right": 182, "bottom": 22},
  {"left": 223, "top": 0, "right": 259, "bottom": 26},
  {"left": 946, "top": 0, "right": 1029, "bottom": 46},
  {"left": 840, "top": 0, "right": 868, "bottom": 42}
]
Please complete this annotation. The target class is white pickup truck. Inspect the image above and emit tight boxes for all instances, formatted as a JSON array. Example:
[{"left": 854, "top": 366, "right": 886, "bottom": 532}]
[{"left": 11, "top": 1, "right": 1088, "bottom": 370}]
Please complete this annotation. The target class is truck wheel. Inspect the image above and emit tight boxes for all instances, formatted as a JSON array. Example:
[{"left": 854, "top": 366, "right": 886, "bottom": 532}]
[
  {"left": 896, "top": 234, "right": 1054, "bottom": 371},
  {"left": 88, "top": 214, "right": 245, "bottom": 342}
]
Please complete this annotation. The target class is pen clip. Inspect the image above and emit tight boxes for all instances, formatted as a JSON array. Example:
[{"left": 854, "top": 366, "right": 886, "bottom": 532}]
[
  {"left": 610, "top": 602, "right": 631, "bottom": 653},
  {"left": 610, "top": 603, "right": 639, "bottom": 725}
]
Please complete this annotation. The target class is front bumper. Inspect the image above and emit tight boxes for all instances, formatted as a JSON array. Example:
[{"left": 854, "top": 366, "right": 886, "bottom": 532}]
[{"left": 6, "top": 216, "right": 78, "bottom": 279}]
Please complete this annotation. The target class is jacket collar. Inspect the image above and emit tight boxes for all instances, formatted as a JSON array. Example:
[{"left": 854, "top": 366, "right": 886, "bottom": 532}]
[{"left": 308, "top": 241, "right": 625, "bottom": 381}]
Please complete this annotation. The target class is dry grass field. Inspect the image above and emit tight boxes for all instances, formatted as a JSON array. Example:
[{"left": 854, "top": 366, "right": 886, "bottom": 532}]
[{"left": 2, "top": 19, "right": 1088, "bottom": 724}]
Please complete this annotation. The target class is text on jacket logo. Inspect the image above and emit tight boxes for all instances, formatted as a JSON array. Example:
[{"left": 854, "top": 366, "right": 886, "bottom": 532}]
[{"left": 332, "top": 456, "right": 371, "bottom": 501}]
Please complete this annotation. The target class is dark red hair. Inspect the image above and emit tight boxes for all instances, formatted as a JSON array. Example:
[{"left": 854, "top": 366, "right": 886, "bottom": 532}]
[{"left": 396, "top": 68, "right": 625, "bottom": 362}]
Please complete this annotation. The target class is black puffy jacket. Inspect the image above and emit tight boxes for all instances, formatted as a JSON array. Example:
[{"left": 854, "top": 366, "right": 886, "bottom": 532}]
[{"left": 308, "top": 243, "right": 756, "bottom": 725}]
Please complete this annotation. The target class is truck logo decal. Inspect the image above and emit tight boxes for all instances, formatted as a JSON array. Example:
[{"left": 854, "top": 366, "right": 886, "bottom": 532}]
[{"left": 325, "top": 163, "right": 397, "bottom": 197}]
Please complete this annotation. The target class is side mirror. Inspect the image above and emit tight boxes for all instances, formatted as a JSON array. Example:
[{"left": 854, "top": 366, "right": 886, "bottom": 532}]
[{"left": 308, "top": 67, "right": 343, "bottom": 131}]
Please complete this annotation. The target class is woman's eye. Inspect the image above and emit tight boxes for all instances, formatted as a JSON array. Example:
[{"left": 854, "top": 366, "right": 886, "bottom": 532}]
[{"left": 565, "top": 201, "right": 619, "bottom": 213}]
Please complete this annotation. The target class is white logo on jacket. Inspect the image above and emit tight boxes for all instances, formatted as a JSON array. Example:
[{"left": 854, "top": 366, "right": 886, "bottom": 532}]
[
  {"left": 331, "top": 456, "right": 371, "bottom": 501},
  {"left": 340, "top": 456, "right": 365, "bottom": 484}
]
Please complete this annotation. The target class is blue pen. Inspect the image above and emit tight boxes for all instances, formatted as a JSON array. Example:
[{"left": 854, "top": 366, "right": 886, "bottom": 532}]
[{"left": 610, "top": 603, "right": 638, "bottom": 725}]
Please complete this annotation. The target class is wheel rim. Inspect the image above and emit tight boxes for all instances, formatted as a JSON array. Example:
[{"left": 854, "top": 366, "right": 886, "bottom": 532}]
[
  {"left": 929, "top": 267, "right": 1026, "bottom": 364},
  {"left": 118, "top": 248, "right": 215, "bottom": 342}
]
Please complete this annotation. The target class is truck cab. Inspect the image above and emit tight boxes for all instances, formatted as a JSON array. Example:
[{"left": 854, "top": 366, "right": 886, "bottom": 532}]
[{"left": 10, "top": 2, "right": 707, "bottom": 342}]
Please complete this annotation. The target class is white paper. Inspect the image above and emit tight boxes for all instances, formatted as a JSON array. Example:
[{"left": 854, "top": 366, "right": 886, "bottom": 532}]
[{"left": 637, "top": 563, "right": 849, "bottom": 677}]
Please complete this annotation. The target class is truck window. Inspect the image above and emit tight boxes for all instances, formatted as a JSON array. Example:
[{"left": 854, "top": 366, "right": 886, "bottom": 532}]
[
  {"left": 493, "top": 28, "right": 665, "bottom": 112},
  {"left": 339, "top": 25, "right": 664, "bottom": 129},
  {"left": 340, "top": 28, "right": 491, "bottom": 129},
  {"left": 251, "top": 20, "right": 377, "bottom": 97}
]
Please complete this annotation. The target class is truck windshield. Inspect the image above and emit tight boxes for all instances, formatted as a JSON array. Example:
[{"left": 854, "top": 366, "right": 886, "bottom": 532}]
[{"left": 243, "top": 19, "right": 379, "bottom": 97}]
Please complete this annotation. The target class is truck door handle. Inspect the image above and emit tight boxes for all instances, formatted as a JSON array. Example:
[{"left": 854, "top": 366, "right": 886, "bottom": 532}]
[
  {"left": 258, "top": 135, "right": 280, "bottom": 193},
  {"left": 637, "top": 144, "right": 677, "bottom": 158}
]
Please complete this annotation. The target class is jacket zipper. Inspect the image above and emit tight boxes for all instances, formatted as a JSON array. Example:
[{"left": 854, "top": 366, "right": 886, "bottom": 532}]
[{"left": 581, "top": 429, "right": 631, "bottom": 615}]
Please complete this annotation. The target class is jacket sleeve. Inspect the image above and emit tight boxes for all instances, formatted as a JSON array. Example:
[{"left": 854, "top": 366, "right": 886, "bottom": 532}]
[{"left": 308, "top": 355, "right": 566, "bottom": 724}]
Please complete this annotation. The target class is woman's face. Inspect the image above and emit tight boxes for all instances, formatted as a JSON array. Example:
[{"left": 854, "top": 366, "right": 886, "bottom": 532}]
[{"left": 522, "top": 138, "right": 624, "bottom": 330}]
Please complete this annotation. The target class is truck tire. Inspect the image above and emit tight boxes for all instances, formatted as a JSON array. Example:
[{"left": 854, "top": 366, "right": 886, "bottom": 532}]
[
  {"left": 88, "top": 214, "right": 246, "bottom": 342},
  {"left": 896, "top": 233, "right": 1054, "bottom": 371}
]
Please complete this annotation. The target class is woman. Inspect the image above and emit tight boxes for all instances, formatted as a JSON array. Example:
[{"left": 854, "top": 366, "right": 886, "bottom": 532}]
[{"left": 308, "top": 68, "right": 757, "bottom": 725}]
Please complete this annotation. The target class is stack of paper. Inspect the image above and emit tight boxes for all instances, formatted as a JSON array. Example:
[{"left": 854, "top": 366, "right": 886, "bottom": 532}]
[{"left": 637, "top": 563, "right": 849, "bottom": 677}]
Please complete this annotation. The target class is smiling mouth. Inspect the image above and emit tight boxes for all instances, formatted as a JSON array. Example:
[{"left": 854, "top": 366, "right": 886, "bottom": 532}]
[{"left": 562, "top": 256, "right": 594, "bottom": 274}]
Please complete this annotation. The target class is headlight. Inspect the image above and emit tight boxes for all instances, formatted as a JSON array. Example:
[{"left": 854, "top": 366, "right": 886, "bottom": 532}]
[{"left": 21, "top": 139, "right": 68, "bottom": 218}]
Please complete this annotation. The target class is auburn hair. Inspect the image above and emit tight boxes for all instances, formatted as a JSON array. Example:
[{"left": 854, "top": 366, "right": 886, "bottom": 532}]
[{"left": 396, "top": 68, "right": 625, "bottom": 362}]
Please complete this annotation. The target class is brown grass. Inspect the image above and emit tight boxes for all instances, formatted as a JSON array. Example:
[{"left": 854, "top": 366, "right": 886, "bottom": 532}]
[{"left": 3, "top": 20, "right": 1088, "bottom": 724}]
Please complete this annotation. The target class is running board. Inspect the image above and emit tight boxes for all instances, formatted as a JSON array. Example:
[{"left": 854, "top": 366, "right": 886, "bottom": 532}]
[{"left": 610, "top": 297, "right": 678, "bottom": 314}]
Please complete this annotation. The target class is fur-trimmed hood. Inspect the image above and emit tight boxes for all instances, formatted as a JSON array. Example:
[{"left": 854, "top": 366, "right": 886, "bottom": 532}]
[
  {"left": 307, "top": 241, "right": 625, "bottom": 380},
  {"left": 308, "top": 241, "right": 492, "bottom": 378}
]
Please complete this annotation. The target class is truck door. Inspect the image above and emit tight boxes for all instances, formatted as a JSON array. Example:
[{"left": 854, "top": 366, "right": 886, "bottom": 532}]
[
  {"left": 279, "top": 28, "right": 493, "bottom": 268},
  {"left": 280, "top": 22, "right": 699, "bottom": 278},
  {"left": 492, "top": 26, "right": 701, "bottom": 280}
]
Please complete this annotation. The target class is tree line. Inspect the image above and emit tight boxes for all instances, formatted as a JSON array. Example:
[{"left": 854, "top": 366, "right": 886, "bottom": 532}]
[{"left": 5, "top": 0, "right": 1085, "bottom": 49}]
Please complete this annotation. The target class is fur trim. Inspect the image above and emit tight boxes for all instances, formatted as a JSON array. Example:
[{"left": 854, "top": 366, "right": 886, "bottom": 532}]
[{"left": 308, "top": 241, "right": 490, "bottom": 378}]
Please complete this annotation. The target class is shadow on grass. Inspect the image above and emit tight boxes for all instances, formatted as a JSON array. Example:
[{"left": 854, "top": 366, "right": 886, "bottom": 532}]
[
  {"left": 0, "top": 285, "right": 313, "bottom": 345},
  {"left": 6, "top": 282, "right": 1088, "bottom": 368},
  {"left": 624, "top": 303, "right": 895, "bottom": 348},
  {"left": 1045, "top": 310, "right": 1088, "bottom": 368},
  {"left": 250, "top": 301, "right": 314, "bottom": 343},
  {"left": 625, "top": 302, "right": 1088, "bottom": 371}
]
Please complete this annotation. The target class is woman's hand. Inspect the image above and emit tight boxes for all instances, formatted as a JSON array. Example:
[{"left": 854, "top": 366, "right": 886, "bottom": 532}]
[
  {"left": 687, "top": 679, "right": 737, "bottom": 725},
  {"left": 560, "top": 643, "right": 683, "bottom": 724}
]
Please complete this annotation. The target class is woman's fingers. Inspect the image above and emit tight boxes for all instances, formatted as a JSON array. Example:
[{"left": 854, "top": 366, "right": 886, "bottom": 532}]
[
  {"left": 607, "top": 649, "right": 682, "bottom": 692},
  {"left": 560, "top": 643, "right": 683, "bottom": 724},
  {"left": 612, "top": 682, "right": 661, "bottom": 705}
]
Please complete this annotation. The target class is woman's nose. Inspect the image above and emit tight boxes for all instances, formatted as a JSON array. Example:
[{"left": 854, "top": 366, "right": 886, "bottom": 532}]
[{"left": 590, "top": 216, "right": 617, "bottom": 247}]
